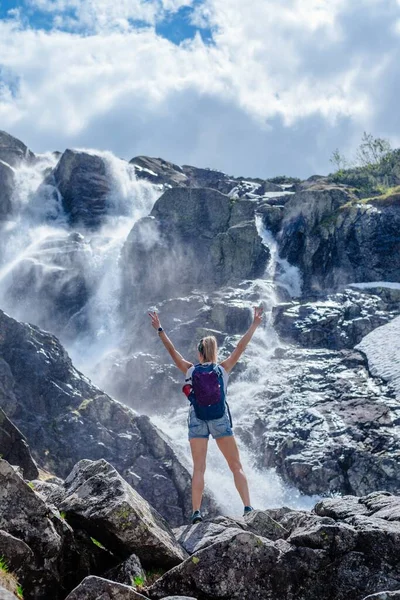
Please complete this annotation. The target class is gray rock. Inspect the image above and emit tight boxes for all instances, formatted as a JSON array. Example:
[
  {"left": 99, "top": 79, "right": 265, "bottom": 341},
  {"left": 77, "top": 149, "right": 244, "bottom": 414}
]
[
  {"left": 278, "top": 188, "right": 400, "bottom": 292},
  {"left": 0, "top": 130, "right": 35, "bottom": 167},
  {"left": 130, "top": 156, "right": 188, "bottom": 187},
  {"left": 255, "top": 180, "right": 283, "bottom": 194},
  {"left": 0, "top": 408, "right": 38, "bottom": 480},
  {"left": 105, "top": 554, "right": 146, "bottom": 586},
  {"left": 244, "top": 509, "right": 290, "bottom": 540},
  {"left": 0, "top": 529, "right": 34, "bottom": 572},
  {"left": 148, "top": 502, "right": 400, "bottom": 600},
  {"left": 53, "top": 149, "right": 110, "bottom": 229},
  {"left": 121, "top": 188, "right": 269, "bottom": 305},
  {"left": 0, "top": 458, "right": 84, "bottom": 599},
  {"left": 363, "top": 593, "right": 400, "bottom": 600},
  {"left": 0, "top": 584, "right": 19, "bottom": 599},
  {"left": 57, "top": 458, "right": 188, "bottom": 568},
  {"left": 161, "top": 597, "right": 197, "bottom": 599},
  {"left": 243, "top": 346, "right": 400, "bottom": 496},
  {"left": 273, "top": 288, "right": 400, "bottom": 349},
  {"left": 65, "top": 576, "right": 148, "bottom": 600},
  {"left": 174, "top": 518, "right": 246, "bottom": 554},
  {"left": 181, "top": 165, "right": 232, "bottom": 192},
  {"left": 0, "top": 160, "right": 14, "bottom": 220},
  {"left": 0, "top": 309, "right": 215, "bottom": 526}
]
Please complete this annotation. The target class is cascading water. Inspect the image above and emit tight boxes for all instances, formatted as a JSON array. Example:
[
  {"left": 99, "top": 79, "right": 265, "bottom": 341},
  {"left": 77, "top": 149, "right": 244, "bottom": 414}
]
[
  {"left": 0, "top": 150, "right": 161, "bottom": 372},
  {"left": 0, "top": 154, "right": 317, "bottom": 515},
  {"left": 152, "top": 216, "right": 317, "bottom": 515}
]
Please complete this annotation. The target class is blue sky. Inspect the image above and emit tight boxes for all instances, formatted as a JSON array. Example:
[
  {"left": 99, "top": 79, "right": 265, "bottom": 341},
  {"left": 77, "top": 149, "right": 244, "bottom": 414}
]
[
  {"left": 0, "top": 0, "right": 212, "bottom": 43},
  {"left": 1, "top": 0, "right": 400, "bottom": 178}
]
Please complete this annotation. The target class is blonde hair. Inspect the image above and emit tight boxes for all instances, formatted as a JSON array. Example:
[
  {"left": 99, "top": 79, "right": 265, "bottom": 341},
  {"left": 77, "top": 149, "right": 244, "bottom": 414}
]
[{"left": 198, "top": 336, "right": 218, "bottom": 363}]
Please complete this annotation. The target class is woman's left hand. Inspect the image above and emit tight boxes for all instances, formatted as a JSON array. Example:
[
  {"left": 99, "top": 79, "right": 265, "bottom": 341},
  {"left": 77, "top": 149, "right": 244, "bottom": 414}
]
[
  {"left": 253, "top": 305, "right": 264, "bottom": 326},
  {"left": 149, "top": 311, "right": 161, "bottom": 330}
]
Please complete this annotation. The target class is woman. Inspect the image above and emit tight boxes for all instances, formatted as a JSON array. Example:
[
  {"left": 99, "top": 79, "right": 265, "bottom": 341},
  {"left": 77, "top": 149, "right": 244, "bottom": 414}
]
[{"left": 149, "top": 306, "right": 264, "bottom": 524}]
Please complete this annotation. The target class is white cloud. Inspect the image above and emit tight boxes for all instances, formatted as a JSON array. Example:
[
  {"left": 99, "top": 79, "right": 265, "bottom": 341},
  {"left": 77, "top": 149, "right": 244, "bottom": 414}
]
[
  {"left": 27, "top": 0, "right": 194, "bottom": 30},
  {"left": 0, "top": 0, "right": 399, "bottom": 177}
]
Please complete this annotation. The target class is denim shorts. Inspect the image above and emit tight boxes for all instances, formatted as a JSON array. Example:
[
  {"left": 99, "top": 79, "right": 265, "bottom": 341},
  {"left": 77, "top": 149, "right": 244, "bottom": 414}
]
[{"left": 188, "top": 405, "right": 233, "bottom": 440}]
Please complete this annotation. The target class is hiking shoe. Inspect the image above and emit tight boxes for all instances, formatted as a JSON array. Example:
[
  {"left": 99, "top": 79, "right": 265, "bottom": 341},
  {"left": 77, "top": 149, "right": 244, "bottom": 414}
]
[
  {"left": 191, "top": 510, "right": 203, "bottom": 524},
  {"left": 243, "top": 506, "right": 254, "bottom": 517}
]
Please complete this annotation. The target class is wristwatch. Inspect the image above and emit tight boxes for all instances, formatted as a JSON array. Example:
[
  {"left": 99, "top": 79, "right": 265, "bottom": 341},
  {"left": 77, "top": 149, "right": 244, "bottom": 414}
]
[{"left": 158, "top": 327, "right": 163, "bottom": 335}]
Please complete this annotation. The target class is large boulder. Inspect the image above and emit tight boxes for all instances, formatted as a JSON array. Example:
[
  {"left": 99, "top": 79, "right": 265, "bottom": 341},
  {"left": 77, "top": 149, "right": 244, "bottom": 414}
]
[
  {"left": 0, "top": 408, "right": 38, "bottom": 479},
  {"left": 121, "top": 187, "right": 269, "bottom": 304},
  {"left": 52, "top": 149, "right": 111, "bottom": 229},
  {"left": 0, "top": 160, "right": 15, "bottom": 220},
  {"left": 65, "top": 576, "right": 148, "bottom": 600},
  {"left": 0, "top": 459, "right": 93, "bottom": 600},
  {"left": 278, "top": 188, "right": 400, "bottom": 292},
  {"left": 54, "top": 459, "right": 188, "bottom": 568},
  {"left": 0, "top": 310, "right": 217, "bottom": 526},
  {"left": 148, "top": 494, "right": 400, "bottom": 600},
  {"left": 0, "top": 130, "right": 35, "bottom": 167}
]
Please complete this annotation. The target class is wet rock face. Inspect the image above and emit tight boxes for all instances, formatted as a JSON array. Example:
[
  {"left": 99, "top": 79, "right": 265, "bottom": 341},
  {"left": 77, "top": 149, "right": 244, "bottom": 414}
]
[
  {"left": 2, "top": 232, "right": 91, "bottom": 336},
  {"left": 53, "top": 149, "right": 111, "bottom": 229},
  {"left": 0, "top": 161, "right": 14, "bottom": 220},
  {"left": 241, "top": 346, "right": 400, "bottom": 497},
  {"left": 121, "top": 187, "right": 269, "bottom": 304},
  {"left": 0, "top": 408, "right": 38, "bottom": 480},
  {"left": 273, "top": 288, "right": 400, "bottom": 350},
  {"left": 148, "top": 494, "right": 400, "bottom": 600},
  {"left": 278, "top": 188, "right": 400, "bottom": 291},
  {"left": 0, "top": 310, "right": 217, "bottom": 526},
  {"left": 0, "top": 130, "right": 35, "bottom": 167}
]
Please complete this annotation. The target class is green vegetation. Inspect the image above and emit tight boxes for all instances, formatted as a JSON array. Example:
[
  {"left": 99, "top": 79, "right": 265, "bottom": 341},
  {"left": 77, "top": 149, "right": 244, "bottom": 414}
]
[
  {"left": 59, "top": 511, "right": 67, "bottom": 520},
  {"left": 132, "top": 575, "right": 145, "bottom": 588},
  {"left": 0, "top": 556, "right": 23, "bottom": 598},
  {"left": 27, "top": 481, "right": 35, "bottom": 489},
  {"left": 267, "top": 176, "right": 301, "bottom": 185},
  {"left": 78, "top": 398, "right": 93, "bottom": 411},
  {"left": 90, "top": 537, "right": 106, "bottom": 550},
  {"left": 144, "top": 567, "right": 166, "bottom": 585},
  {"left": 191, "top": 556, "right": 200, "bottom": 564},
  {"left": 329, "top": 133, "right": 400, "bottom": 198}
]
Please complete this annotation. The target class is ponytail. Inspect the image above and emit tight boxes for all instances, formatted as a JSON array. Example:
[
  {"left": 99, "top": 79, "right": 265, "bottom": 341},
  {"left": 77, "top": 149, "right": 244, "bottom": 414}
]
[{"left": 198, "top": 336, "right": 218, "bottom": 363}]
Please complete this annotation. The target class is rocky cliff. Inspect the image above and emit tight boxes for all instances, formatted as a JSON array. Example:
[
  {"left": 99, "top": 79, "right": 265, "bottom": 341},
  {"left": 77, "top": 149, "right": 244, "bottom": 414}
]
[{"left": 1, "top": 129, "right": 400, "bottom": 598}]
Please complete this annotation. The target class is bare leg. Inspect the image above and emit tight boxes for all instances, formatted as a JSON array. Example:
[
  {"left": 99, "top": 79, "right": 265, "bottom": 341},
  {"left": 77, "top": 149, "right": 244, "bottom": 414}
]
[
  {"left": 216, "top": 436, "right": 251, "bottom": 507},
  {"left": 189, "top": 438, "right": 209, "bottom": 511}
]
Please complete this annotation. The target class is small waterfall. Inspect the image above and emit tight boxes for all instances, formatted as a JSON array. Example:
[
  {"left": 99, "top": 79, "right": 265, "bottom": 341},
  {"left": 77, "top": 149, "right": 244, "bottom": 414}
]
[
  {"left": 0, "top": 151, "right": 161, "bottom": 371},
  {"left": 152, "top": 219, "right": 317, "bottom": 515}
]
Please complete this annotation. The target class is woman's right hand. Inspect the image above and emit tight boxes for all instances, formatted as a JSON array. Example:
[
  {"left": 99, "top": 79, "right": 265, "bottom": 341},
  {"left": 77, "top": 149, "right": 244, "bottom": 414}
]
[
  {"left": 253, "top": 305, "right": 264, "bottom": 327},
  {"left": 149, "top": 311, "right": 161, "bottom": 330}
]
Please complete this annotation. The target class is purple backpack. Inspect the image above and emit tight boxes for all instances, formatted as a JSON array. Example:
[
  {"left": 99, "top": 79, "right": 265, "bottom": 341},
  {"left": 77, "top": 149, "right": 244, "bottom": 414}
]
[{"left": 189, "top": 363, "right": 226, "bottom": 421}]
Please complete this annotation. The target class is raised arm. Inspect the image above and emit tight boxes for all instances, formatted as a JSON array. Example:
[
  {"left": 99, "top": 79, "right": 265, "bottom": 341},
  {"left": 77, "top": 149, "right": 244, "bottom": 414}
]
[
  {"left": 149, "top": 311, "right": 193, "bottom": 374},
  {"left": 220, "top": 306, "right": 264, "bottom": 373}
]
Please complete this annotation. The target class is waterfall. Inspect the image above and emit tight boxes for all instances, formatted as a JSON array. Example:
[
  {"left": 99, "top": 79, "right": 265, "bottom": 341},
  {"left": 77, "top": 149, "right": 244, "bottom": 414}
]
[
  {"left": 0, "top": 154, "right": 317, "bottom": 514},
  {"left": 152, "top": 217, "right": 316, "bottom": 515},
  {"left": 0, "top": 151, "right": 161, "bottom": 372}
]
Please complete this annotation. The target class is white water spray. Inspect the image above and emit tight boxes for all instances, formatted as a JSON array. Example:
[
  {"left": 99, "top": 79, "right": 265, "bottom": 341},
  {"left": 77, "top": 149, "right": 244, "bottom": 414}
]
[
  {"left": 0, "top": 156, "right": 317, "bottom": 514},
  {"left": 0, "top": 151, "right": 161, "bottom": 371},
  {"left": 152, "top": 216, "right": 316, "bottom": 515}
]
